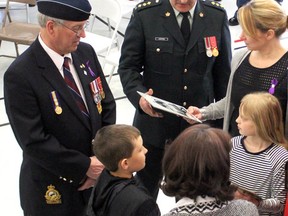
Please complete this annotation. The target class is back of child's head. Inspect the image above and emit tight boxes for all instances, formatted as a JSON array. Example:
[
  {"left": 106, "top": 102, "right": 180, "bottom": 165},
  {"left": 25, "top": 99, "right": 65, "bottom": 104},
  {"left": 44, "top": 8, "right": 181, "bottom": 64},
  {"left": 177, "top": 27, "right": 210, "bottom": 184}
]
[
  {"left": 92, "top": 124, "right": 141, "bottom": 172},
  {"left": 240, "top": 92, "right": 287, "bottom": 147},
  {"left": 161, "top": 124, "right": 234, "bottom": 201}
]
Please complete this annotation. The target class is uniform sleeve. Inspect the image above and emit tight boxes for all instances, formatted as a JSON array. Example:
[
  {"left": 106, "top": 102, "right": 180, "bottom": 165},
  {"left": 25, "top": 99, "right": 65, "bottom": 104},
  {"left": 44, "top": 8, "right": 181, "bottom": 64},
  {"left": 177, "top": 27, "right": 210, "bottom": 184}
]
[
  {"left": 118, "top": 10, "right": 148, "bottom": 109},
  {"left": 211, "top": 10, "right": 232, "bottom": 101},
  {"left": 258, "top": 158, "right": 288, "bottom": 214}
]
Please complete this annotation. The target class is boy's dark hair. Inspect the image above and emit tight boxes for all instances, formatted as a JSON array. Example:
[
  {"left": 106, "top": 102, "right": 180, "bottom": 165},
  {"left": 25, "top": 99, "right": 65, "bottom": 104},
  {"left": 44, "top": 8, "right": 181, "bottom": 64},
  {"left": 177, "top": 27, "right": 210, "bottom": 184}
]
[
  {"left": 92, "top": 124, "right": 141, "bottom": 172},
  {"left": 161, "top": 124, "right": 235, "bottom": 201}
]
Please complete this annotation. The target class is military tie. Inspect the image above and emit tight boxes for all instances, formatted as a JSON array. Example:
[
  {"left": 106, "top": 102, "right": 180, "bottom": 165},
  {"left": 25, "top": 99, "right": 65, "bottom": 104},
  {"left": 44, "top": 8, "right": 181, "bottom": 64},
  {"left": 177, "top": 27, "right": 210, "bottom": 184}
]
[
  {"left": 180, "top": 12, "right": 190, "bottom": 45},
  {"left": 63, "top": 57, "right": 90, "bottom": 119}
]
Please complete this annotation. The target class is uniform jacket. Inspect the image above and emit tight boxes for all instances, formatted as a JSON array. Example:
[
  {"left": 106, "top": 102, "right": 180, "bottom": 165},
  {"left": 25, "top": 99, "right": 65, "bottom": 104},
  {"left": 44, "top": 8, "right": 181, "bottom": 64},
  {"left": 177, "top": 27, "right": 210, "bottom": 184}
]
[
  {"left": 4, "top": 38, "right": 116, "bottom": 216},
  {"left": 118, "top": 0, "right": 231, "bottom": 148}
]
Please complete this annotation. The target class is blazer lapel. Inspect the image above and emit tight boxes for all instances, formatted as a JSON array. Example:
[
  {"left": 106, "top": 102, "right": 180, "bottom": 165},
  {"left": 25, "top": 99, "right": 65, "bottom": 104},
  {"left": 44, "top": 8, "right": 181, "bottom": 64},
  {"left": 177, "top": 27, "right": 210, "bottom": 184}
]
[
  {"left": 72, "top": 53, "right": 98, "bottom": 131},
  {"left": 187, "top": 2, "right": 206, "bottom": 51},
  {"left": 161, "top": 1, "right": 185, "bottom": 47},
  {"left": 34, "top": 40, "right": 91, "bottom": 130}
]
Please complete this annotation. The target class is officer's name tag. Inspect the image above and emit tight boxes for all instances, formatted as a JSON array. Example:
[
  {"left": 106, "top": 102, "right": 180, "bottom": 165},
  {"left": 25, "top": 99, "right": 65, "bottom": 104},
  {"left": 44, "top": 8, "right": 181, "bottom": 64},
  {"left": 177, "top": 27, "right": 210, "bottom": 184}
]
[{"left": 155, "top": 37, "right": 168, "bottom": 41}]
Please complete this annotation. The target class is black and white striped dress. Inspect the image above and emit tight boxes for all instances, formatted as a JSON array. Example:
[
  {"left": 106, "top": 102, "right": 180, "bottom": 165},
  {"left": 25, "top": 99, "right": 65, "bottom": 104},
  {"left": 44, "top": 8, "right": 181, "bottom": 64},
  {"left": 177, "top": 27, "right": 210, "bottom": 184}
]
[{"left": 230, "top": 136, "right": 288, "bottom": 216}]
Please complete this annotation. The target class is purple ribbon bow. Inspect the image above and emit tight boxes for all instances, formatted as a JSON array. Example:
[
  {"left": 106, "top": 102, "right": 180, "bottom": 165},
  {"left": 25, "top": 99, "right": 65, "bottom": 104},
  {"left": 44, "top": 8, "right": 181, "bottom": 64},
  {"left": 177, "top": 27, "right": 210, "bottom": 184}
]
[
  {"left": 86, "top": 60, "right": 96, "bottom": 77},
  {"left": 268, "top": 78, "right": 278, "bottom": 95}
]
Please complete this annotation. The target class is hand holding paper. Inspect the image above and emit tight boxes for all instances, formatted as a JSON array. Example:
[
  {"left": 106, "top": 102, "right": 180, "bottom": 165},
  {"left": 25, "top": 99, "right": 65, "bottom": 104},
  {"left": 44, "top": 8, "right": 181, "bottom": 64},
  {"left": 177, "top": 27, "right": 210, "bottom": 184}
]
[
  {"left": 138, "top": 89, "right": 163, "bottom": 118},
  {"left": 137, "top": 91, "right": 202, "bottom": 123}
]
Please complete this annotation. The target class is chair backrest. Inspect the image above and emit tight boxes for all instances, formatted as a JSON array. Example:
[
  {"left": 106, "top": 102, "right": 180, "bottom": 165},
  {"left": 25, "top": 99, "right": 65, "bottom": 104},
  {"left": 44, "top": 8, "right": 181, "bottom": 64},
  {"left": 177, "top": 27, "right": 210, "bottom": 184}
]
[
  {"left": 0, "top": 0, "right": 40, "bottom": 57},
  {"left": 89, "top": 0, "right": 122, "bottom": 27},
  {"left": 9, "top": 0, "right": 36, "bottom": 4},
  {"left": 88, "top": 0, "right": 122, "bottom": 54},
  {"left": 2, "top": 0, "right": 36, "bottom": 26}
]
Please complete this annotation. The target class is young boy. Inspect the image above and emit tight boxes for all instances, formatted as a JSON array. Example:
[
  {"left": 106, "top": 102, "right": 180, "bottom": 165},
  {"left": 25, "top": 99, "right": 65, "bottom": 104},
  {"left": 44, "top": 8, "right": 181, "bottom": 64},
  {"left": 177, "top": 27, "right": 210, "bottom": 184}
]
[{"left": 86, "top": 124, "right": 161, "bottom": 216}]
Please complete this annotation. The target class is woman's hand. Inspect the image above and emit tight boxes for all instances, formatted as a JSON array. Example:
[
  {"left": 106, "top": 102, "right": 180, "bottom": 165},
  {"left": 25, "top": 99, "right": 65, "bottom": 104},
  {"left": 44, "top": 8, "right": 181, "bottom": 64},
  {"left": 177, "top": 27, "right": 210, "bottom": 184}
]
[{"left": 185, "top": 106, "right": 203, "bottom": 124}]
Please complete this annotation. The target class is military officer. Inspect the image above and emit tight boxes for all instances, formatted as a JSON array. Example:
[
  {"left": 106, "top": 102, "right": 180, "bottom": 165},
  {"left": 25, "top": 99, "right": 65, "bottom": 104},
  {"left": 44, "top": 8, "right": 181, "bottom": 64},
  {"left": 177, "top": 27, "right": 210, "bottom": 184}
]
[{"left": 118, "top": 0, "right": 231, "bottom": 200}]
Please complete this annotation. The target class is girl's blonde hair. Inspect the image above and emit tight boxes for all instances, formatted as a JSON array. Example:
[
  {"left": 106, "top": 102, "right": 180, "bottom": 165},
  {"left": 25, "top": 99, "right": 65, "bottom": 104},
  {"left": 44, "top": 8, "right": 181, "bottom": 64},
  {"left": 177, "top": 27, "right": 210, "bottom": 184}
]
[
  {"left": 238, "top": 0, "right": 288, "bottom": 38},
  {"left": 240, "top": 92, "right": 288, "bottom": 149}
]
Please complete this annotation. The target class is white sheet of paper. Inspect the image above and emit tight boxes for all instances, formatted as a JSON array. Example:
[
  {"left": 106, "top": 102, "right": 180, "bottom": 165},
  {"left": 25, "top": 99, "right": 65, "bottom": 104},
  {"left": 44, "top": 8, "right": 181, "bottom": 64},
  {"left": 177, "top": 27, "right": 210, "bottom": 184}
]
[{"left": 137, "top": 91, "right": 202, "bottom": 123}]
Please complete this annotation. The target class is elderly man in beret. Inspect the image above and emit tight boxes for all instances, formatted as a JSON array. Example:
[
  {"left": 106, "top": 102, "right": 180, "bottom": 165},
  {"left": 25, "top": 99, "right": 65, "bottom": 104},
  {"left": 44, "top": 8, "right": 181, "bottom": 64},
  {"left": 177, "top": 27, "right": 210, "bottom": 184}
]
[{"left": 4, "top": 0, "right": 116, "bottom": 215}]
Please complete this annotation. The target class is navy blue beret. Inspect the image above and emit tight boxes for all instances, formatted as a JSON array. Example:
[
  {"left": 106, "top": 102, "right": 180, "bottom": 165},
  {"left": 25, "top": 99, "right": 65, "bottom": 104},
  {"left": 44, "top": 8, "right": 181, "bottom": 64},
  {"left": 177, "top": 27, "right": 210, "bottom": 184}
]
[{"left": 37, "top": 0, "right": 91, "bottom": 21}]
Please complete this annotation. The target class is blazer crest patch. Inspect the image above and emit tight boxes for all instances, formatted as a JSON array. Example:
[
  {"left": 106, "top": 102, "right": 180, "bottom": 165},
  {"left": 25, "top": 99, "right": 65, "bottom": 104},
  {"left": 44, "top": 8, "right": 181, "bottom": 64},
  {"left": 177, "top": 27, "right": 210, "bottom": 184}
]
[{"left": 45, "top": 184, "right": 62, "bottom": 204}]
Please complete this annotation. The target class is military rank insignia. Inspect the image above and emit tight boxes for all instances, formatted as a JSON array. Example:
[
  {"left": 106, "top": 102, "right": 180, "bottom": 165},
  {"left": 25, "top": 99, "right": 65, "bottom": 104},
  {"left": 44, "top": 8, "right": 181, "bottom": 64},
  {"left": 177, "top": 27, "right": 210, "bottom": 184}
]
[
  {"left": 134, "top": 0, "right": 161, "bottom": 12},
  {"left": 211, "top": 1, "right": 224, "bottom": 8},
  {"left": 45, "top": 184, "right": 62, "bottom": 204}
]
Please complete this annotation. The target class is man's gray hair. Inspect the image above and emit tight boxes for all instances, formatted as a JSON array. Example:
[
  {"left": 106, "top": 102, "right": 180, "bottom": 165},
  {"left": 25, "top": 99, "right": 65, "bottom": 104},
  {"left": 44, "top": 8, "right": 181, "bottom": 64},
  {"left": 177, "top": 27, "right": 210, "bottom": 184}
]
[{"left": 37, "top": 12, "right": 64, "bottom": 28}]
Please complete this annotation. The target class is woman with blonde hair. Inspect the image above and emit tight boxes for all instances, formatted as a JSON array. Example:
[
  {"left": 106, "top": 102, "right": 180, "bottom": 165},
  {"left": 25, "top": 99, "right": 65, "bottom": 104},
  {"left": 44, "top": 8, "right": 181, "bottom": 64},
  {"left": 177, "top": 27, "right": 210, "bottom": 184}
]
[
  {"left": 187, "top": 0, "right": 288, "bottom": 137},
  {"left": 231, "top": 92, "right": 288, "bottom": 215}
]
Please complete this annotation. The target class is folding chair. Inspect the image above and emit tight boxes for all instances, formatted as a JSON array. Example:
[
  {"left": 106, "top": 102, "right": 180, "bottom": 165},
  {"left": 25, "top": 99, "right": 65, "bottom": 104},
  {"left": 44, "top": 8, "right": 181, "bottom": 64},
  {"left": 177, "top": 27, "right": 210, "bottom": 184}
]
[
  {"left": 0, "top": 0, "right": 40, "bottom": 58},
  {"left": 81, "top": 0, "right": 122, "bottom": 58},
  {"left": 104, "top": 49, "right": 121, "bottom": 84}
]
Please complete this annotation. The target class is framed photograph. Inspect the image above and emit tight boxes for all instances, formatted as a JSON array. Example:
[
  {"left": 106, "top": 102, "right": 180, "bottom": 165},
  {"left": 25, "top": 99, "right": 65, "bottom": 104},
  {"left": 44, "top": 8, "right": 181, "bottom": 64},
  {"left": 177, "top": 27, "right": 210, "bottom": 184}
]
[{"left": 137, "top": 91, "right": 202, "bottom": 123}]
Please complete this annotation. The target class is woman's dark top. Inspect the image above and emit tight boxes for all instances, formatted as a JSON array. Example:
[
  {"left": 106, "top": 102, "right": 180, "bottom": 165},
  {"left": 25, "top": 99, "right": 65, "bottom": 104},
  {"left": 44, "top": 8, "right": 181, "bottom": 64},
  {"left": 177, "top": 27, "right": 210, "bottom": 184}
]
[{"left": 230, "top": 52, "right": 288, "bottom": 136}]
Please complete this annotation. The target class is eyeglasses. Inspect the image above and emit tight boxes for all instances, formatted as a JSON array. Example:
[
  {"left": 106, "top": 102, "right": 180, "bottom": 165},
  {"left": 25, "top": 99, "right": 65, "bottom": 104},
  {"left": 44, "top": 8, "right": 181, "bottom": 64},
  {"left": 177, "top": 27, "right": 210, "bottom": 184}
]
[{"left": 53, "top": 20, "right": 89, "bottom": 37}]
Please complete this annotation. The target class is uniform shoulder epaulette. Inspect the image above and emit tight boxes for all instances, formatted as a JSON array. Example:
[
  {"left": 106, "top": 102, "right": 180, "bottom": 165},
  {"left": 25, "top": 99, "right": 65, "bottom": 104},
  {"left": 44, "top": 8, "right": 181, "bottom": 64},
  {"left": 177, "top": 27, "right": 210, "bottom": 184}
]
[
  {"left": 202, "top": 0, "right": 225, "bottom": 11},
  {"left": 134, "top": 0, "right": 162, "bottom": 12}
]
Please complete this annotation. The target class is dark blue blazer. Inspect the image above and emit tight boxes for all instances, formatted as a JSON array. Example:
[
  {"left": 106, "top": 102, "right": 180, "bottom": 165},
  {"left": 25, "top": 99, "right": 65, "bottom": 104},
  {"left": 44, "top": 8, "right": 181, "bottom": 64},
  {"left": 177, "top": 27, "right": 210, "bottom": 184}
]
[{"left": 4, "top": 38, "right": 116, "bottom": 215}]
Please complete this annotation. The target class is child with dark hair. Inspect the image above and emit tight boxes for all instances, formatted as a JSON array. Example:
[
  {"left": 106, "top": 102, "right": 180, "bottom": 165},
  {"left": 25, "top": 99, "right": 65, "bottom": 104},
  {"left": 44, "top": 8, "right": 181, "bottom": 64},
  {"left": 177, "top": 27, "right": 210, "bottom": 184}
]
[
  {"left": 86, "top": 124, "right": 160, "bottom": 216},
  {"left": 161, "top": 124, "right": 259, "bottom": 216}
]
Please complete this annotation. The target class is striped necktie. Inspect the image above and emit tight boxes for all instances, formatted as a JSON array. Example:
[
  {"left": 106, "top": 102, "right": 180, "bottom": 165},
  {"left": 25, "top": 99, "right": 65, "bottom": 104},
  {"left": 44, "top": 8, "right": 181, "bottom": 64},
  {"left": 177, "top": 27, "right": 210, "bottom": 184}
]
[
  {"left": 63, "top": 57, "right": 90, "bottom": 119},
  {"left": 180, "top": 12, "right": 190, "bottom": 45}
]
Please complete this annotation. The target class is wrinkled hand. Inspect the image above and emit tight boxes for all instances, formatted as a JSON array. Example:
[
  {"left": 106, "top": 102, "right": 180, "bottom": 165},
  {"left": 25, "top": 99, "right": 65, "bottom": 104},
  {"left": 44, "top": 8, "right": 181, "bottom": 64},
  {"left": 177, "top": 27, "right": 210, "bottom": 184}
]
[
  {"left": 185, "top": 106, "right": 202, "bottom": 124},
  {"left": 78, "top": 177, "right": 96, "bottom": 191},
  {"left": 86, "top": 156, "right": 104, "bottom": 179},
  {"left": 139, "top": 88, "right": 163, "bottom": 118}
]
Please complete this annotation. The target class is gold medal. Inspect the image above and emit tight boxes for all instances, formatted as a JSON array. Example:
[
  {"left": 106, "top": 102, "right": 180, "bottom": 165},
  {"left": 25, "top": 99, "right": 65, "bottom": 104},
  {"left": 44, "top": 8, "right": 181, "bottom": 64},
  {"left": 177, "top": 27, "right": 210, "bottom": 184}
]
[
  {"left": 209, "top": 36, "right": 219, "bottom": 57},
  {"left": 51, "top": 91, "right": 63, "bottom": 115},
  {"left": 55, "top": 106, "right": 62, "bottom": 115},
  {"left": 96, "top": 77, "right": 105, "bottom": 99},
  {"left": 212, "top": 48, "right": 219, "bottom": 57},
  {"left": 206, "top": 49, "right": 213, "bottom": 57},
  {"left": 97, "top": 102, "right": 102, "bottom": 114}
]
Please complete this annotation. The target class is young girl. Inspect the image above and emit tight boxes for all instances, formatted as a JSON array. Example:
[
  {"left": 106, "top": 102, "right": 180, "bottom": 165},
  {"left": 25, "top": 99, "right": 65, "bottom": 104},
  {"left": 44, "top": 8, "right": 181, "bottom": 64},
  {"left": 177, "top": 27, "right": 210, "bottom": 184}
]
[{"left": 231, "top": 92, "right": 288, "bottom": 216}]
